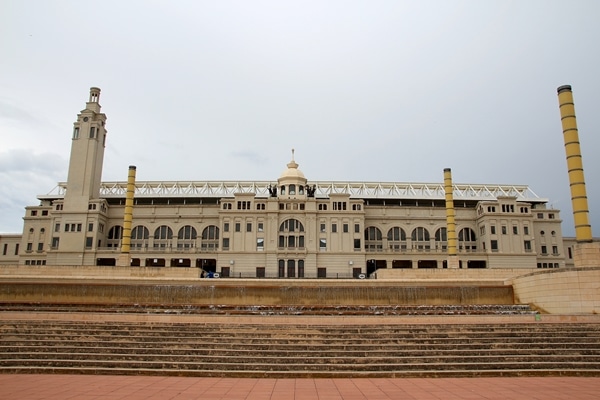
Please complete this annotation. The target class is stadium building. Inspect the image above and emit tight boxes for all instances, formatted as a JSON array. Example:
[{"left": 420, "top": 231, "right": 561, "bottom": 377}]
[{"left": 0, "top": 88, "right": 575, "bottom": 276}]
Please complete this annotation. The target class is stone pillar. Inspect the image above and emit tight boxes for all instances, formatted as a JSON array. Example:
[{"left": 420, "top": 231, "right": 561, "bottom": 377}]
[
  {"left": 117, "top": 165, "right": 136, "bottom": 267},
  {"left": 557, "top": 85, "right": 599, "bottom": 267},
  {"left": 444, "top": 168, "right": 460, "bottom": 269}
]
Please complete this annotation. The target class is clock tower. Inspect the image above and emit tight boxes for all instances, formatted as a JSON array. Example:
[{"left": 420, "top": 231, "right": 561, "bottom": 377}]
[
  {"left": 47, "top": 87, "right": 109, "bottom": 265},
  {"left": 64, "top": 87, "right": 106, "bottom": 208}
]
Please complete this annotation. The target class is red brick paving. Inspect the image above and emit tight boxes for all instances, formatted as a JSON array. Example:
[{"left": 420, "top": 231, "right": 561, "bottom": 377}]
[{"left": 0, "top": 375, "right": 599, "bottom": 399}]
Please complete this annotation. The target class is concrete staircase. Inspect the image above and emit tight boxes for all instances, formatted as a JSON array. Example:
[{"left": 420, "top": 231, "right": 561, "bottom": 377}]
[
  {"left": 0, "top": 303, "right": 537, "bottom": 315},
  {"left": 1, "top": 319, "right": 599, "bottom": 377}
]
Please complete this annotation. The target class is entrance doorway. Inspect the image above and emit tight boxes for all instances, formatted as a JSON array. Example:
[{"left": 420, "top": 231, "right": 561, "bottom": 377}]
[
  {"left": 197, "top": 258, "right": 217, "bottom": 274},
  {"left": 366, "top": 259, "right": 386, "bottom": 276}
]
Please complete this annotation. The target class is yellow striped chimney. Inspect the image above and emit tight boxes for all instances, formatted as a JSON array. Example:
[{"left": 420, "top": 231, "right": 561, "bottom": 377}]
[
  {"left": 444, "top": 168, "right": 459, "bottom": 268},
  {"left": 557, "top": 85, "right": 593, "bottom": 242},
  {"left": 121, "top": 165, "right": 137, "bottom": 254}
]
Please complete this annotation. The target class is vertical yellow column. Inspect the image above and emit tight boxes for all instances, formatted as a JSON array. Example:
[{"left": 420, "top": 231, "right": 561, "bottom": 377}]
[
  {"left": 557, "top": 85, "right": 593, "bottom": 242},
  {"left": 444, "top": 168, "right": 459, "bottom": 268},
  {"left": 117, "top": 165, "right": 136, "bottom": 266}
]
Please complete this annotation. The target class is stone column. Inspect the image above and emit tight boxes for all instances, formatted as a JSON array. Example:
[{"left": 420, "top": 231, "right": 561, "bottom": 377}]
[
  {"left": 117, "top": 165, "right": 136, "bottom": 267},
  {"left": 444, "top": 168, "right": 460, "bottom": 268},
  {"left": 557, "top": 85, "right": 599, "bottom": 267}
]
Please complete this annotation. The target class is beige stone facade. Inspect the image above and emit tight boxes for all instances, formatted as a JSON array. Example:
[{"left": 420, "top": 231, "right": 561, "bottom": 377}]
[{"left": 0, "top": 88, "right": 586, "bottom": 276}]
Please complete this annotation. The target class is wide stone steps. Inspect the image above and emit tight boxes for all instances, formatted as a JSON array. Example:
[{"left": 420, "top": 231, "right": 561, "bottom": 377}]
[
  {"left": 3, "top": 345, "right": 599, "bottom": 357},
  {"left": 1, "top": 320, "right": 600, "bottom": 377},
  {"left": 0, "top": 303, "right": 537, "bottom": 315}
]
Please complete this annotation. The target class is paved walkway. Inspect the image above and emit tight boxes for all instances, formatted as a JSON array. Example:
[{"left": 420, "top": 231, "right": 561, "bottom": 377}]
[{"left": 1, "top": 375, "right": 599, "bottom": 399}]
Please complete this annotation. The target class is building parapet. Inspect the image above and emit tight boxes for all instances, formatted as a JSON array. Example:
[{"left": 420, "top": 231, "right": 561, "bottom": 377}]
[{"left": 40, "top": 181, "right": 545, "bottom": 202}]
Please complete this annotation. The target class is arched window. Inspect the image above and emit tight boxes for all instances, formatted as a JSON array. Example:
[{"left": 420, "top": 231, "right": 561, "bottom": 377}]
[
  {"left": 435, "top": 227, "right": 447, "bottom": 250},
  {"left": 201, "top": 225, "right": 220, "bottom": 250},
  {"left": 154, "top": 226, "right": 173, "bottom": 239},
  {"left": 178, "top": 225, "right": 197, "bottom": 239},
  {"left": 278, "top": 219, "right": 305, "bottom": 249},
  {"left": 153, "top": 225, "right": 173, "bottom": 248},
  {"left": 458, "top": 227, "right": 477, "bottom": 251},
  {"left": 458, "top": 227, "right": 476, "bottom": 241},
  {"left": 107, "top": 225, "right": 123, "bottom": 248},
  {"left": 411, "top": 227, "right": 430, "bottom": 250},
  {"left": 177, "top": 225, "right": 197, "bottom": 249},
  {"left": 289, "top": 184, "right": 296, "bottom": 195},
  {"left": 387, "top": 227, "right": 406, "bottom": 251},
  {"left": 131, "top": 225, "right": 149, "bottom": 248},
  {"left": 364, "top": 226, "right": 383, "bottom": 251}
]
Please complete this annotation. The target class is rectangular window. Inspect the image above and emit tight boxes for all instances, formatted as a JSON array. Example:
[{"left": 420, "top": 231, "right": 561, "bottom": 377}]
[
  {"left": 549, "top": 214, "right": 555, "bottom": 219},
  {"left": 501, "top": 226, "right": 507, "bottom": 234},
  {"left": 14, "top": 243, "right": 19, "bottom": 255},
  {"left": 524, "top": 240, "right": 531, "bottom": 252},
  {"left": 90, "top": 127, "right": 96, "bottom": 138},
  {"left": 31, "top": 210, "right": 37, "bottom": 216},
  {"left": 224, "top": 223, "right": 229, "bottom": 232},
  {"left": 491, "top": 226, "right": 496, "bottom": 235},
  {"left": 235, "top": 223, "right": 240, "bottom": 232},
  {"left": 541, "top": 245, "right": 547, "bottom": 255},
  {"left": 513, "top": 226, "right": 518, "bottom": 235},
  {"left": 51, "top": 238, "right": 59, "bottom": 249},
  {"left": 552, "top": 246, "right": 558, "bottom": 255},
  {"left": 320, "top": 223, "right": 326, "bottom": 233},
  {"left": 287, "top": 259, "right": 296, "bottom": 278},
  {"left": 491, "top": 240, "right": 498, "bottom": 252},
  {"left": 256, "top": 238, "right": 264, "bottom": 250},
  {"left": 26, "top": 243, "right": 32, "bottom": 252},
  {"left": 319, "top": 239, "right": 327, "bottom": 250},
  {"left": 3, "top": 243, "right": 7, "bottom": 255},
  {"left": 355, "top": 224, "right": 360, "bottom": 233},
  {"left": 73, "top": 127, "right": 80, "bottom": 139},
  {"left": 85, "top": 237, "right": 93, "bottom": 249},
  {"left": 88, "top": 223, "right": 94, "bottom": 232},
  {"left": 258, "top": 223, "right": 263, "bottom": 232},
  {"left": 354, "top": 239, "right": 361, "bottom": 250},
  {"left": 222, "top": 238, "right": 230, "bottom": 250},
  {"left": 332, "top": 224, "right": 337, "bottom": 233},
  {"left": 317, "top": 267, "right": 327, "bottom": 278},
  {"left": 55, "top": 223, "right": 60, "bottom": 232},
  {"left": 537, "top": 213, "right": 544, "bottom": 219},
  {"left": 77, "top": 224, "right": 82, "bottom": 232},
  {"left": 37, "top": 243, "right": 43, "bottom": 252},
  {"left": 246, "top": 223, "right": 252, "bottom": 232},
  {"left": 343, "top": 224, "right": 349, "bottom": 233},
  {"left": 524, "top": 226, "right": 529, "bottom": 235}
]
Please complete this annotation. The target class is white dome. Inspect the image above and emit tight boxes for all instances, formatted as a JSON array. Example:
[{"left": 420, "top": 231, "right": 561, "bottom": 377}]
[{"left": 279, "top": 159, "right": 306, "bottom": 180}]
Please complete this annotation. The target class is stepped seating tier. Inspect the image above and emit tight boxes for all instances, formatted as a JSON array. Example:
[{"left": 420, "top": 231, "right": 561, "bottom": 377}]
[
  {"left": 1, "top": 319, "right": 599, "bottom": 378},
  {"left": 0, "top": 303, "right": 536, "bottom": 316}
]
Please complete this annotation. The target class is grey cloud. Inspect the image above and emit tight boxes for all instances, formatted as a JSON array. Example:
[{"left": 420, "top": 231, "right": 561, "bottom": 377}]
[
  {"left": 0, "top": 149, "right": 66, "bottom": 175},
  {"left": 0, "top": 100, "right": 44, "bottom": 126}
]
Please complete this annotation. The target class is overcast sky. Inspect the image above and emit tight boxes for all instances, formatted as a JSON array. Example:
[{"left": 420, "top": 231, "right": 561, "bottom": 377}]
[{"left": 1, "top": 1, "right": 599, "bottom": 237}]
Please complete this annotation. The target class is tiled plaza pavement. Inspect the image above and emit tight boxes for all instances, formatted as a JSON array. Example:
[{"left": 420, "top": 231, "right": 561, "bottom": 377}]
[{"left": 0, "top": 375, "right": 599, "bottom": 399}]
